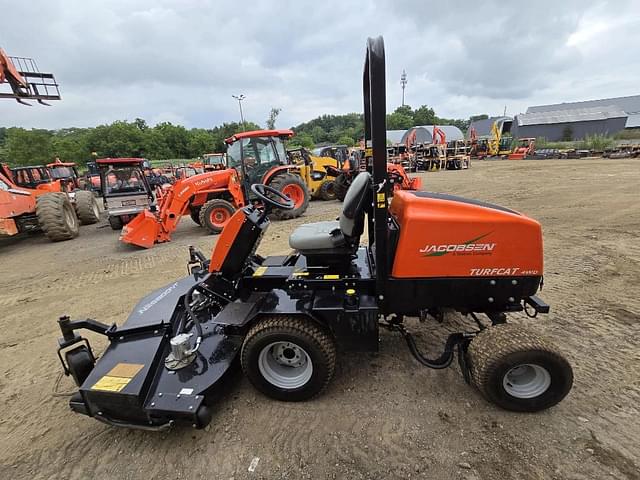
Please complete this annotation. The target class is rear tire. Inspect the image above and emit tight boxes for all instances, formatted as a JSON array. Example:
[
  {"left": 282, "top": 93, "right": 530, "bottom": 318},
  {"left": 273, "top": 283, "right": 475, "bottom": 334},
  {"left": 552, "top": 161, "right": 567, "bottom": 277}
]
[
  {"left": 199, "top": 198, "right": 236, "bottom": 234},
  {"left": 36, "top": 193, "right": 79, "bottom": 242},
  {"left": 241, "top": 316, "right": 336, "bottom": 401},
  {"left": 319, "top": 180, "right": 337, "bottom": 201},
  {"left": 467, "top": 324, "right": 573, "bottom": 412},
  {"left": 108, "top": 215, "right": 123, "bottom": 230},
  {"left": 74, "top": 190, "right": 100, "bottom": 224},
  {"left": 269, "top": 173, "right": 309, "bottom": 220},
  {"left": 334, "top": 173, "right": 350, "bottom": 201}
]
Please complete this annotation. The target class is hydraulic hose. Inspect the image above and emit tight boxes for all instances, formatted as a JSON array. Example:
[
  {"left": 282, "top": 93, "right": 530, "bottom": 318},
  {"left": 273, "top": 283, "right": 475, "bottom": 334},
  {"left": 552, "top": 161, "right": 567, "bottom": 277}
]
[{"left": 183, "top": 284, "right": 203, "bottom": 354}]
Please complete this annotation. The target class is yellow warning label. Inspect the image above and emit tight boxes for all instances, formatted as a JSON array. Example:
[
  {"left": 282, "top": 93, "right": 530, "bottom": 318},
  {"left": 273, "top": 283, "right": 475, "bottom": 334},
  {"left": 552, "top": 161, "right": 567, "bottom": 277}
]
[
  {"left": 91, "top": 363, "right": 144, "bottom": 392},
  {"left": 92, "top": 375, "right": 131, "bottom": 392},
  {"left": 365, "top": 148, "right": 373, "bottom": 157},
  {"left": 377, "top": 193, "right": 385, "bottom": 203},
  {"left": 292, "top": 271, "right": 309, "bottom": 276},
  {"left": 323, "top": 274, "right": 340, "bottom": 280},
  {"left": 107, "top": 363, "right": 144, "bottom": 378},
  {"left": 253, "top": 266, "right": 268, "bottom": 277}
]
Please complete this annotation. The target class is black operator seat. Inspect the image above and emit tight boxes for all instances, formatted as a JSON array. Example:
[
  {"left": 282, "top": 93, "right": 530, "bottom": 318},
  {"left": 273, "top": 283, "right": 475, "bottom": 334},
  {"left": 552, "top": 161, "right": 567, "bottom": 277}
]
[{"left": 289, "top": 172, "right": 371, "bottom": 256}]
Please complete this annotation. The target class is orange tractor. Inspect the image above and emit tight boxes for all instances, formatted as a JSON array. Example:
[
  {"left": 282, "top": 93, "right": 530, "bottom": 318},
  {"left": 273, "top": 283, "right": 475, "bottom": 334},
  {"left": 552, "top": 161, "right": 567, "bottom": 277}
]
[
  {"left": 120, "top": 130, "right": 310, "bottom": 248},
  {"left": 508, "top": 138, "right": 536, "bottom": 160}
]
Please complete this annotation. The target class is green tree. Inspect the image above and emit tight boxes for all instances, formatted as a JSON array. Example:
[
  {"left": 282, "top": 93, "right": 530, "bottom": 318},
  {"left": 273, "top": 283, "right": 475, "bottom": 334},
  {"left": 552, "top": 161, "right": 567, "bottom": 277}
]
[
  {"left": 5, "top": 128, "right": 53, "bottom": 165},
  {"left": 266, "top": 107, "right": 281, "bottom": 129},
  {"left": 187, "top": 129, "right": 215, "bottom": 157},
  {"left": 386, "top": 111, "right": 413, "bottom": 130},
  {"left": 413, "top": 105, "right": 436, "bottom": 125},
  {"left": 289, "top": 132, "right": 315, "bottom": 149},
  {"left": 337, "top": 135, "right": 355, "bottom": 147}
]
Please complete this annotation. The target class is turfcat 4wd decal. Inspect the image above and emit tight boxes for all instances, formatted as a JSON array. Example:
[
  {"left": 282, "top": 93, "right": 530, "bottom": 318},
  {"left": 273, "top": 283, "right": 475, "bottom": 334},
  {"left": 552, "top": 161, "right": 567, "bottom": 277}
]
[{"left": 420, "top": 232, "right": 495, "bottom": 257}]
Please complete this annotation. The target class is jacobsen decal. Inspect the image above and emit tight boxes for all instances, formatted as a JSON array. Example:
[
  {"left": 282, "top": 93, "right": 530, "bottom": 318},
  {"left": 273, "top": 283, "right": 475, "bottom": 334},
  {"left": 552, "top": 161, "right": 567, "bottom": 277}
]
[{"left": 420, "top": 233, "right": 495, "bottom": 257}]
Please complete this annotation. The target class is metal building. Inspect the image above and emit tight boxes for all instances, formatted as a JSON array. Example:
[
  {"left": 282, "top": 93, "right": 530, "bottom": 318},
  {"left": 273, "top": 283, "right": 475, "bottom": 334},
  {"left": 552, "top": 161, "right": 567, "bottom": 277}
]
[
  {"left": 511, "top": 106, "right": 627, "bottom": 141},
  {"left": 527, "top": 95, "right": 640, "bottom": 130},
  {"left": 468, "top": 116, "right": 512, "bottom": 139}
]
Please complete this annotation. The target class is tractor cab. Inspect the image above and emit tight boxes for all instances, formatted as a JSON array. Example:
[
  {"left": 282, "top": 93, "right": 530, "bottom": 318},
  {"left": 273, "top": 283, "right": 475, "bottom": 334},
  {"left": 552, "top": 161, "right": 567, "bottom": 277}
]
[
  {"left": 47, "top": 160, "right": 81, "bottom": 191},
  {"left": 225, "top": 130, "right": 310, "bottom": 219},
  {"left": 10, "top": 165, "right": 55, "bottom": 190},
  {"left": 96, "top": 158, "right": 155, "bottom": 230}
]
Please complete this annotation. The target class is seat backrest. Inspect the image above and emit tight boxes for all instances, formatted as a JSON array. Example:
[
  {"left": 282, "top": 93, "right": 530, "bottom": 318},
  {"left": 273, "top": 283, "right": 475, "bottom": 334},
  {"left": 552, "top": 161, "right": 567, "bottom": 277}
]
[{"left": 340, "top": 171, "right": 371, "bottom": 238}]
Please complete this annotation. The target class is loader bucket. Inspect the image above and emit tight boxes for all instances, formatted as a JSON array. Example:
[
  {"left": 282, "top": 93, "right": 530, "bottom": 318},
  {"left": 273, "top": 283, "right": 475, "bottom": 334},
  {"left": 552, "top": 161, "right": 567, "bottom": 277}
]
[{"left": 120, "top": 210, "right": 161, "bottom": 248}]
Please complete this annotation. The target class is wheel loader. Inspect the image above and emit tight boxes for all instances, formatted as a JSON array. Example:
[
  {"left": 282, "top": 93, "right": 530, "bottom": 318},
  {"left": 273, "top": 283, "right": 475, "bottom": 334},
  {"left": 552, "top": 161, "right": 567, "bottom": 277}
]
[
  {"left": 55, "top": 37, "right": 573, "bottom": 431},
  {"left": 286, "top": 147, "right": 339, "bottom": 200}
]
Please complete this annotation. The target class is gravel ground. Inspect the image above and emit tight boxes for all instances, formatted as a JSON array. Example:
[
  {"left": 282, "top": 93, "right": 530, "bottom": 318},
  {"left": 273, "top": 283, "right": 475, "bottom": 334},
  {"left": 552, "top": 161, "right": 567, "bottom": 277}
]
[{"left": 0, "top": 157, "right": 638, "bottom": 480}]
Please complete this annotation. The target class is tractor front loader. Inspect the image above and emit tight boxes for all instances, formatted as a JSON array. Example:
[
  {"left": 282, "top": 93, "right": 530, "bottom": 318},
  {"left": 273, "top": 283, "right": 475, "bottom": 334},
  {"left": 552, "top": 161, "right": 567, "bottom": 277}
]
[
  {"left": 54, "top": 37, "right": 572, "bottom": 432},
  {"left": 121, "top": 168, "right": 246, "bottom": 248}
]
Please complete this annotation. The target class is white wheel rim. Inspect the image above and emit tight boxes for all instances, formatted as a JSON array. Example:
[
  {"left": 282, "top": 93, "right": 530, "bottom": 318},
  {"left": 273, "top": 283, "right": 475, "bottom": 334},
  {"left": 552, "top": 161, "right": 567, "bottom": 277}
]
[
  {"left": 503, "top": 363, "right": 551, "bottom": 399},
  {"left": 258, "top": 341, "right": 313, "bottom": 389},
  {"left": 92, "top": 198, "right": 100, "bottom": 218}
]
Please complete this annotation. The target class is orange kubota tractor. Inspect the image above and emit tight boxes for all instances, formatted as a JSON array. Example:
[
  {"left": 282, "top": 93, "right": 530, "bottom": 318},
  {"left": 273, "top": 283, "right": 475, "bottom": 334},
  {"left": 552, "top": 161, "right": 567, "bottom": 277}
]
[{"left": 121, "top": 129, "right": 312, "bottom": 248}]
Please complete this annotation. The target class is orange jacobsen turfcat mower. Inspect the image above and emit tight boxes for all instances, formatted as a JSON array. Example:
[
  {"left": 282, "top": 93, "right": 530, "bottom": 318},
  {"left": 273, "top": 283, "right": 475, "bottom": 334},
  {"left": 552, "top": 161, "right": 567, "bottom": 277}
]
[{"left": 54, "top": 37, "right": 572, "bottom": 430}]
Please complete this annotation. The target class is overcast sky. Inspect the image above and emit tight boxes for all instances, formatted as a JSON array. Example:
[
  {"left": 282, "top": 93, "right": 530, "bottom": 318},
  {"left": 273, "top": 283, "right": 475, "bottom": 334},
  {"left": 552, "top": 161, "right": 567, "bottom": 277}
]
[{"left": 1, "top": 0, "right": 639, "bottom": 130}]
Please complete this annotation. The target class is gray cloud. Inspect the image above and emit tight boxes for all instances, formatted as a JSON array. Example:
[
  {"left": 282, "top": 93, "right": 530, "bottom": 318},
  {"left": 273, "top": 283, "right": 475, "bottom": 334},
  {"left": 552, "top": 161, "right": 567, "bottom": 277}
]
[{"left": 1, "top": 0, "right": 639, "bottom": 129}]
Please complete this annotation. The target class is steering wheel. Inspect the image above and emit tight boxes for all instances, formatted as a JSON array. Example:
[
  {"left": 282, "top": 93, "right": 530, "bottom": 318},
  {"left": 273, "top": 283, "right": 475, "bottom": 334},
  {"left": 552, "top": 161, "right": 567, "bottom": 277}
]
[{"left": 250, "top": 183, "right": 295, "bottom": 210}]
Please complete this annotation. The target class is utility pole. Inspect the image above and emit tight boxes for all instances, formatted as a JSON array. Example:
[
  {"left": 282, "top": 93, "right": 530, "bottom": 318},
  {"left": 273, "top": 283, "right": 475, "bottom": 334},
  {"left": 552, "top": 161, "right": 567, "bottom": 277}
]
[
  {"left": 400, "top": 70, "right": 407, "bottom": 107},
  {"left": 232, "top": 94, "right": 246, "bottom": 131}
]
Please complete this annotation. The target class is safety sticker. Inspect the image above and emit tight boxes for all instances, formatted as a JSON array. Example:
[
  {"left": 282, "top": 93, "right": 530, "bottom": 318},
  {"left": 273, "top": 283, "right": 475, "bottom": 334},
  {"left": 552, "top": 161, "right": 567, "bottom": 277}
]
[
  {"left": 253, "top": 266, "right": 268, "bottom": 277},
  {"left": 365, "top": 148, "right": 373, "bottom": 157},
  {"left": 323, "top": 274, "right": 340, "bottom": 280},
  {"left": 91, "top": 363, "right": 144, "bottom": 392},
  {"left": 292, "top": 271, "right": 309, "bottom": 277},
  {"left": 376, "top": 192, "right": 386, "bottom": 208}
]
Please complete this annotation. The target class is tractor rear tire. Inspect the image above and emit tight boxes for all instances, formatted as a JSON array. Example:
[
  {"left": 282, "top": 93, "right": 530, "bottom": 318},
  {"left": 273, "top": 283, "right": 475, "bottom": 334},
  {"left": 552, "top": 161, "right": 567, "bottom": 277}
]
[
  {"left": 36, "top": 193, "right": 80, "bottom": 242},
  {"left": 199, "top": 198, "right": 236, "bottom": 234},
  {"left": 241, "top": 316, "right": 336, "bottom": 401},
  {"left": 319, "top": 180, "right": 337, "bottom": 201},
  {"left": 334, "top": 173, "right": 350, "bottom": 201},
  {"left": 467, "top": 324, "right": 573, "bottom": 412},
  {"left": 190, "top": 207, "right": 201, "bottom": 225},
  {"left": 269, "top": 173, "right": 310, "bottom": 220},
  {"left": 74, "top": 190, "right": 100, "bottom": 224},
  {"left": 108, "top": 216, "right": 123, "bottom": 230}
]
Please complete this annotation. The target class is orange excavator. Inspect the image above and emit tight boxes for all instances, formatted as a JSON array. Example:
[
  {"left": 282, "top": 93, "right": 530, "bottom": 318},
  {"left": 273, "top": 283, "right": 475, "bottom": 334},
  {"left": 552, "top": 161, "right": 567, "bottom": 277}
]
[
  {"left": 508, "top": 138, "right": 536, "bottom": 160},
  {"left": 120, "top": 168, "right": 246, "bottom": 248},
  {"left": 0, "top": 48, "right": 60, "bottom": 105}
]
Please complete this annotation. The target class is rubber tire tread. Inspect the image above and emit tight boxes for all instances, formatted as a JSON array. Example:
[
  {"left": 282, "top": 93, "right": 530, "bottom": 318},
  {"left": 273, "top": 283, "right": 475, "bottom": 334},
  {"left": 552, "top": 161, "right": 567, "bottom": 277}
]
[
  {"left": 198, "top": 198, "right": 236, "bottom": 234},
  {"left": 334, "top": 173, "right": 350, "bottom": 201},
  {"left": 241, "top": 316, "right": 336, "bottom": 401},
  {"left": 319, "top": 180, "right": 337, "bottom": 201},
  {"left": 36, "top": 193, "right": 79, "bottom": 241},
  {"left": 467, "top": 323, "right": 573, "bottom": 412},
  {"left": 269, "top": 173, "right": 310, "bottom": 220},
  {"left": 74, "top": 190, "right": 100, "bottom": 224}
]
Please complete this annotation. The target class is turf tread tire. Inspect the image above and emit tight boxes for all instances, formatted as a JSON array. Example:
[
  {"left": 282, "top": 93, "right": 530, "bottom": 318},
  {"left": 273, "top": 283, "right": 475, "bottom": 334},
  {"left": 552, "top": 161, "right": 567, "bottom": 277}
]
[
  {"left": 241, "top": 316, "right": 336, "bottom": 401},
  {"left": 198, "top": 198, "right": 236, "bottom": 234},
  {"left": 108, "top": 216, "right": 123, "bottom": 230},
  {"left": 36, "top": 193, "right": 79, "bottom": 242},
  {"left": 74, "top": 190, "right": 100, "bottom": 224},
  {"left": 467, "top": 323, "right": 573, "bottom": 412},
  {"left": 269, "top": 173, "right": 310, "bottom": 220}
]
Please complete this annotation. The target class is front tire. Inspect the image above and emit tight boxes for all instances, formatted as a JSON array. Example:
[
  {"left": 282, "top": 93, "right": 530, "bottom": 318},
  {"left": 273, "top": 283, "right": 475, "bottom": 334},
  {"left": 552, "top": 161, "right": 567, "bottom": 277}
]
[
  {"left": 199, "top": 198, "right": 236, "bottom": 234},
  {"left": 108, "top": 215, "right": 123, "bottom": 230},
  {"left": 319, "top": 180, "right": 337, "bottom": 201},
  {"left": 36, "top": 193, "right": 79, "bottom": 242},
  {"left": 467, "top": 324, "right": 573, "bottom": 412},
  {"left": 241, "top": 316, "right": 336, "bottom": 401}
]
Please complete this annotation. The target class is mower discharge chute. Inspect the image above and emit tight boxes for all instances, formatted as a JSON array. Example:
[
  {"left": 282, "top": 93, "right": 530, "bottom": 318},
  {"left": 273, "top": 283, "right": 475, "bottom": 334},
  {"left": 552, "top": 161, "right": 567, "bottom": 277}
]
[{"left": 55, "top": 36, "right": 573, "bottom": 431}]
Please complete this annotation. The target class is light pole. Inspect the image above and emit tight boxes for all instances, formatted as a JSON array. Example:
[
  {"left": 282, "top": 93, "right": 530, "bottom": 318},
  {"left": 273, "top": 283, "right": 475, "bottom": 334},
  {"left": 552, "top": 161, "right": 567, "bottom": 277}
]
[
  {"left": 400, "top": 70, "right": 407, "bottom": 107},
  {"left": 232, "top": 94, "right": 246, "bottom": 131}
]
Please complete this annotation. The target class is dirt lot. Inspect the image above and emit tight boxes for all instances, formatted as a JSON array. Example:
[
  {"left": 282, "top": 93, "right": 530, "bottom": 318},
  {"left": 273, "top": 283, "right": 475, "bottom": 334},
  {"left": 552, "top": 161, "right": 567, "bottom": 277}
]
[{"left": 1, "top": 157, "right": 638, "bottom": 480}]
